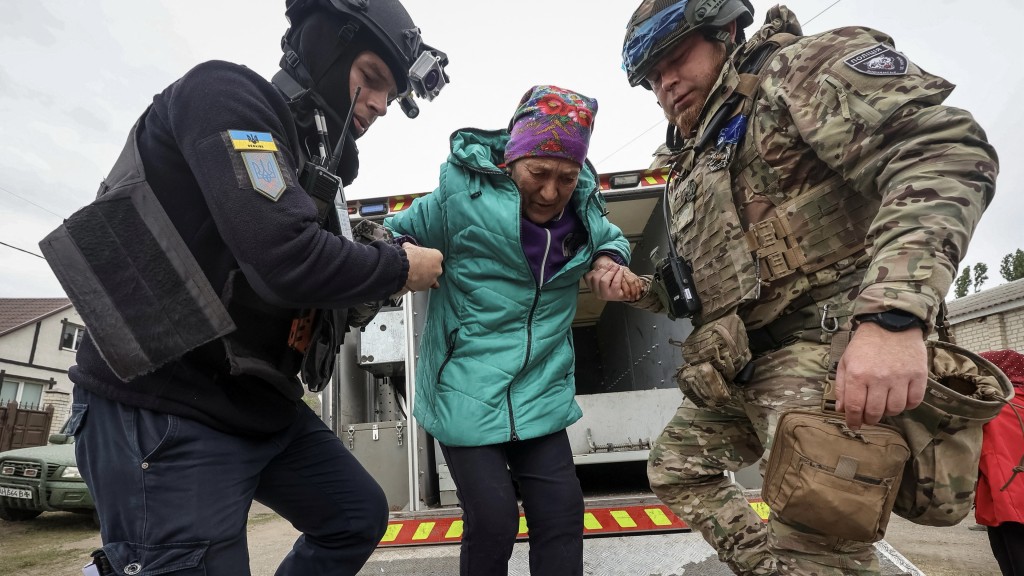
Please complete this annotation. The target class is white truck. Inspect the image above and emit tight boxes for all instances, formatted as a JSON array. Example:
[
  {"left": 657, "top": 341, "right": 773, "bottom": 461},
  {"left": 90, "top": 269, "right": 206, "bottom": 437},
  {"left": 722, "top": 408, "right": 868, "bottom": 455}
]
[{"left": 326, "top": 167, "right": 925, "bottom": 575}]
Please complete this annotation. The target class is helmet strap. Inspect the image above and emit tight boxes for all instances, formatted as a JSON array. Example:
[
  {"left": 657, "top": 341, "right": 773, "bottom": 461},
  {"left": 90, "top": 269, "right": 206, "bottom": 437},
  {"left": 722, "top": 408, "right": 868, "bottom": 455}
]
[
  {"left": 271, "top": 67, "right": 309, "bottom": 103},
  {"left": 279, "top": 38, "right": 317, "bottom": 92},
  {"left": 666, "top": 123, "right": 686, "bottom": 152},
  {"left": 704, "top": 26, "right": 744, "bottom": 61},
  {"left": 310, "top": 22, "right": 360, "bottom": 88},
  {"left": 705, "top": 28, "right": 732, "bottom": 44}
]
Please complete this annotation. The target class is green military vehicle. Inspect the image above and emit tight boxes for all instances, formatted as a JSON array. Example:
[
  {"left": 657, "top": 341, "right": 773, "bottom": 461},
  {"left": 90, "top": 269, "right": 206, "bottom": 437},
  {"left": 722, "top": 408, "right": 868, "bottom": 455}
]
[{"left": 0, "top": 421, "right": 97, "bottom": 527}]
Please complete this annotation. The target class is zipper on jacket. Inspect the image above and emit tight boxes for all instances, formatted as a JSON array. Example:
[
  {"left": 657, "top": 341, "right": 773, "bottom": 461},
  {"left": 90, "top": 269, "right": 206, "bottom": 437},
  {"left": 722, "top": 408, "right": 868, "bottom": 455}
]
[
  {"left": 538, "top": 228, "right": 552, "bottom": 285},
  {"left": 436, "top": 328, "right": 459, "bottom": 386},
  {"left": 509, "top": 283, "right": 542, "bottom": 441}
]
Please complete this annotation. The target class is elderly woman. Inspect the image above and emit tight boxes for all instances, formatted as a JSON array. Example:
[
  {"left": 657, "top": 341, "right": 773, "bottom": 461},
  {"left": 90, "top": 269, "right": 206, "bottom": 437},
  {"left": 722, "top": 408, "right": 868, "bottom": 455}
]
[{"left": 385, "top": 85, "right": 638, "bottom": 576}]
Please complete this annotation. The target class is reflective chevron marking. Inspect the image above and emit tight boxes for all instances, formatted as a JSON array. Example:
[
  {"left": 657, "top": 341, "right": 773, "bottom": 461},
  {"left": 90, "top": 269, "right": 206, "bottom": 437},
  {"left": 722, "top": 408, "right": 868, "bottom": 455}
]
[{"left": 377, "top": 499, "right": 771, "bottom": 547}]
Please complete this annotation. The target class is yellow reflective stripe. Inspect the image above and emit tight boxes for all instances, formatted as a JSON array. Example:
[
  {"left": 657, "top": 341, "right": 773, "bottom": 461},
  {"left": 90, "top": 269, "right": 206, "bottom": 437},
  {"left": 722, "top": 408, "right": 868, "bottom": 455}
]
[
  {"left": 230, "top": 138, "right": 277, "bottom": 152},
  {"left": 412, "top": 521, "right": 436, "bottom": 540},
  {"left": 583, "top": 512, "right": 602, "bottom": 530},
  {"left": 645, "top": 508, "right": 673, "bottom": 526},
  {"left": 750, "top": 501, "right": 771, "bottom": 520},
  {"left": 644, "top": 176, "right": 659, "bottom": 185},
  {"left": 381, "top": 524, "right": 402, "bottom": 542},
  {"left": 610, "top": 510, "right": 637, "bottom": 528},
  {"left": 518, "top": 516, "right": 529, "bottom": 535},
  {"left": 445, "top": 520, "right": 464, "bottom": 539}
]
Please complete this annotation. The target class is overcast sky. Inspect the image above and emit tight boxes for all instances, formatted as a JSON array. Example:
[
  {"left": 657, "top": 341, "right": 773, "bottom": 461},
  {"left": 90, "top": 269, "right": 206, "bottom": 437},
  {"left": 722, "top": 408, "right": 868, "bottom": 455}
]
[{"left": 1, "top": 0, "right": 1021, "bottom": 298}]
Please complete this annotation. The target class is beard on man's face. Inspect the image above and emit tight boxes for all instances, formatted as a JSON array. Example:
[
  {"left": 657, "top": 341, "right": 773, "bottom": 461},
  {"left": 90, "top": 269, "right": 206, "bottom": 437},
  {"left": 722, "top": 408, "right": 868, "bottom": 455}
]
[{"left": 664, "top": 44, "right": 728, "bottom": 136}]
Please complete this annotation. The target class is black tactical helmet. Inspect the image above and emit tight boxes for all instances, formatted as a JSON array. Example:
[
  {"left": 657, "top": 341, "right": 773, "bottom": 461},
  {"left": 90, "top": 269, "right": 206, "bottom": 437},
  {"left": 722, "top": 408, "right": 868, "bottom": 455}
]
[
  {"left": 622, "top": 0, "right": 754, "bottom": 88},
  {"left": 283, "top": 0, "right": 449, "bottom": 113}
]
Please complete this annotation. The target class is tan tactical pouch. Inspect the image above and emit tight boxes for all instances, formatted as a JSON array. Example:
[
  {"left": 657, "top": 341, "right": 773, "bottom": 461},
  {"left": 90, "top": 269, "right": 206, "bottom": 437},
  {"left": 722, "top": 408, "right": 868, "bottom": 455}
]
[
  {"left": 762, "top": 332, "right": 910, "bottom": 542},
  {"left": 674, "top": 313, "right": 752, "bottom": 408},
  {"left": 887, "top": 340, "right": 1013, "bottom": 526}
]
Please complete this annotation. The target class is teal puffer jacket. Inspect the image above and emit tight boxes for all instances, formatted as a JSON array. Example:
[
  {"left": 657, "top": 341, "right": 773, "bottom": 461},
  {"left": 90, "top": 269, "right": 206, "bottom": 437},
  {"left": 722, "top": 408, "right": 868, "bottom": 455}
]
[{"left": 384, "top": 128, "right": 630, "bottom": 447}]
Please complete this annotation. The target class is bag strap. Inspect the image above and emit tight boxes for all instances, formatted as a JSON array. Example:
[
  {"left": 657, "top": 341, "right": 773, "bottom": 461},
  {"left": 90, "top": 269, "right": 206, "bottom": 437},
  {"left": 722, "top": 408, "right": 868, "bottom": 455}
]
[
  {"left": 935, "top": 301, "right": 955, "bottom": 344},
  {"left": 999, "top": 396, "right": 1024, "bottom": 491},
  {"left": 822, "top": 329, "right": 852, "bottom": 413}
]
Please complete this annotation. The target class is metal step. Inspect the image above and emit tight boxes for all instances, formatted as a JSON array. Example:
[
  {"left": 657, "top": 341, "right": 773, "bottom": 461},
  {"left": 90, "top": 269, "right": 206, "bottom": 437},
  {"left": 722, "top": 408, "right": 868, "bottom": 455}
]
[
  {"left": 361, "top": 494, "right": 925, "bottom": 575},
  {"left": 359, "top": 533, "right": 924, "bottom": 575}
]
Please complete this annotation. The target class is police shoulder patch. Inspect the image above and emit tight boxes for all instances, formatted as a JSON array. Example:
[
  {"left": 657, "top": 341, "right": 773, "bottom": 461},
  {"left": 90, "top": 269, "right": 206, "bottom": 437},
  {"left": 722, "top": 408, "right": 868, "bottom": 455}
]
[
  {"left": 844, "top": 44, "right": 909, "bottom": 76},
  {"left": 241, "top": 151, "right": 286, "bottom": 201}
]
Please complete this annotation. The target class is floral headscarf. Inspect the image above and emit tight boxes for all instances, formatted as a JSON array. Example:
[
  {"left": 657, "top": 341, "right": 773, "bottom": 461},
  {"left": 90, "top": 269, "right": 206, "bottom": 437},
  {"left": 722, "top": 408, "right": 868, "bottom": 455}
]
[{"left": 504, "top": 85, "right": 598, "bottom": 167}]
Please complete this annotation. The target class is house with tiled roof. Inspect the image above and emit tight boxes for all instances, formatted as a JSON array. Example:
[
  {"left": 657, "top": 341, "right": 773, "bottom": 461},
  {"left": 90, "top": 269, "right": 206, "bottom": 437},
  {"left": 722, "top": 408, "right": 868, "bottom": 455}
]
[
  {"left": 1, "top": 298, "right": 84, "bottom": 435},
  {"left": 946, "top": 278, "right": 1024, "bottom": 352}
]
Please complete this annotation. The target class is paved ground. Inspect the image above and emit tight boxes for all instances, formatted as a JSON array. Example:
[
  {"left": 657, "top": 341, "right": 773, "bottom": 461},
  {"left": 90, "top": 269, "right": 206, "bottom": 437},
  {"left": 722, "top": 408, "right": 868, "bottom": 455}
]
[{"left": 1, "top": 503, "right": 1001, "bottom": 575}]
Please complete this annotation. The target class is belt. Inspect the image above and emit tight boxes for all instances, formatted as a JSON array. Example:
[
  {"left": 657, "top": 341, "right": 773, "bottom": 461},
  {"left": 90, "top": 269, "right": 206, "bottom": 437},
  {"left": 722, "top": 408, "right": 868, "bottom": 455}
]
[{"left": 746, "top": 294, "right": 826, "bottom": 356}]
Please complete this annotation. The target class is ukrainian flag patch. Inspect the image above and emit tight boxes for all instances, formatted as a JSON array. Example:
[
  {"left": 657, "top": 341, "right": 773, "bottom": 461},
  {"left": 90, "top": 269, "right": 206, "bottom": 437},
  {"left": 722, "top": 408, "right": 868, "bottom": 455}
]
[{"left": 228, "top": 129, "right": 278, "bottom": 151}]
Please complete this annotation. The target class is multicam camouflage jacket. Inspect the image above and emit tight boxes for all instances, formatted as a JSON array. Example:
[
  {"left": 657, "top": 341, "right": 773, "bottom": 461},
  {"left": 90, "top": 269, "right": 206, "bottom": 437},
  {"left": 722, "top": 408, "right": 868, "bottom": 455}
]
[{"left": 633, "top": 5, "right": 997, "bottom": 335}]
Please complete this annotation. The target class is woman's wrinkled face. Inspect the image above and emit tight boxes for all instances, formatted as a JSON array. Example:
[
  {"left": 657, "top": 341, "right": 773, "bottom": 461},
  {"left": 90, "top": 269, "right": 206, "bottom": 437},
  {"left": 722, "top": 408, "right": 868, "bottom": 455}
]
[
  {"left": 347, "top": 51, "right": 398, "bottom": 138},
  {"left": 510, "top": 157, "right": 581, "bottom": 224}
]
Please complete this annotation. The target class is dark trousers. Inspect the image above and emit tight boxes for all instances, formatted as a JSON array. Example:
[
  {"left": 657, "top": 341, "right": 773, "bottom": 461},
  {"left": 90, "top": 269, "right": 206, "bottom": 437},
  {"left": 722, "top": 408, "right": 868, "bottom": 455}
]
[
  {"left": 440, "top": 429, "right": 584, "bottom": 576},
  {"left": 989, "top": 521, "right": 1024, "bottom": 576},
  {"left": 72, "top": 386, "right": 387, "bottom": 576}
]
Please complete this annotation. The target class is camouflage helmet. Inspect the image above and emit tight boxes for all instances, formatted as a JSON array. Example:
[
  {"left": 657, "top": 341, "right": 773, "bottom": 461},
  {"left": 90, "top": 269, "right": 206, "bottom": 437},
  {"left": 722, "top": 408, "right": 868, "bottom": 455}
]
[{"left": 622, "top": 0, "right": 755, "bottom": 88}]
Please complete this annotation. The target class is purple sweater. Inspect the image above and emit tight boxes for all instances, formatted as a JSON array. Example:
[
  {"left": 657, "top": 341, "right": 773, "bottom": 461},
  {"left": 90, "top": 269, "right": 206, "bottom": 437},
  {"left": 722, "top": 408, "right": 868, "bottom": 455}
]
[{"left": 520, "top": 203, "right": 623, "bottom": 285}]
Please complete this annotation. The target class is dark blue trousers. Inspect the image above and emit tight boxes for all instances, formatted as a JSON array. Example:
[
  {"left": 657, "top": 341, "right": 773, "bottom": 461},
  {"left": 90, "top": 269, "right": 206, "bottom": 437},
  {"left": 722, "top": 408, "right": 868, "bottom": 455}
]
[
  {"left": 440, "top": 429, "right": 584, "bottom": 576},
  {"left": 71, "top": 386, "right": 387, "bottom": 576}
]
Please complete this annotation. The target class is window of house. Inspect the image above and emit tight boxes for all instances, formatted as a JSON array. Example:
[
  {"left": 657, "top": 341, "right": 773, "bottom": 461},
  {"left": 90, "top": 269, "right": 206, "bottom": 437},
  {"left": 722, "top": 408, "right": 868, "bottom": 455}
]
[
  {"left": 0, "top": 378, "right": 45, "bottom": 410},
  {"left": 60, "top": 323, "right": 86, "bottom": 352}
]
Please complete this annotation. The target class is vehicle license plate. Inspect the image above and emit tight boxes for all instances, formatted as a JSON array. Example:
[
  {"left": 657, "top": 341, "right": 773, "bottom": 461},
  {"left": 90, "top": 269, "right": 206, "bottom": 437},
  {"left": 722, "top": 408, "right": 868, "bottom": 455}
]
[{"left": 0, "top": 486, "right": 32, "bottom": 499}]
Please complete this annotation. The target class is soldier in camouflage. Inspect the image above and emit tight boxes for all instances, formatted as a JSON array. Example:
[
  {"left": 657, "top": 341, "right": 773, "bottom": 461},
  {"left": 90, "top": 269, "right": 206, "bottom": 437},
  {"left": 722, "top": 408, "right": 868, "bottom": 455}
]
[{"left": 602, "top": 0, "right": 998, "bottom": 574}]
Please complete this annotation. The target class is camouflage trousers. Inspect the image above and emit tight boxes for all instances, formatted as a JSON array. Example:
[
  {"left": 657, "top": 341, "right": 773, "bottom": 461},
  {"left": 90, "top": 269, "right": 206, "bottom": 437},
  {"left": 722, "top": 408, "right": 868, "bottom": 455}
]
[{"left": 648, "top": 341, "right": 880, "bottom": 576}]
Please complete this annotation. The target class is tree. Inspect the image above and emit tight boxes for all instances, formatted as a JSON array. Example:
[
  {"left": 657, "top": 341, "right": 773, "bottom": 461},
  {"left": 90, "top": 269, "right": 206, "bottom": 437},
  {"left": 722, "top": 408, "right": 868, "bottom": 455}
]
[
  {"left": 999, "top": 249, "right": 1024, "bottom": 282},
  {"left": 972, "top": 262, "right": 988, "bottom": 293},
  {"left": 954, "top": 267, "right": 971, "bottom": 298}
]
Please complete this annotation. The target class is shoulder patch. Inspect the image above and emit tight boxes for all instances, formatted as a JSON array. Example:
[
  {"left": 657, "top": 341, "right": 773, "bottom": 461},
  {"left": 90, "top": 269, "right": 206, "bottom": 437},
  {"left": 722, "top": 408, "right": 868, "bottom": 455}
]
[
  {"left": 242, "top": 151, "right": 286, "bottom": 201},
  {"left": 844, "top": 44, "right": 908, "bottom": 76},
  {"left": 228, "top": 129, "right": 278, "bottom": 151}
]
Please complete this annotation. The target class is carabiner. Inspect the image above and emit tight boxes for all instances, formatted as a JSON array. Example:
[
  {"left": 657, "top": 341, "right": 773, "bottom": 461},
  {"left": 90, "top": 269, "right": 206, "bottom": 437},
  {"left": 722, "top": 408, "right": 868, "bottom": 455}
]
[{"left": 820, "top": 303, "right": 839, "bottom": 333}]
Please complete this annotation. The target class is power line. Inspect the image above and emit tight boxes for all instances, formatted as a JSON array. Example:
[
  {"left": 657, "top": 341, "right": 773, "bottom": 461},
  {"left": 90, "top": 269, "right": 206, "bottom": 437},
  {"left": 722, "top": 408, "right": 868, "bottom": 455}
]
[
  {"left": 0, "top": 240, "right": 45, "bottom": 259},
  {"left": 597, "top": 119, "right": 665, "bottom": 166},
  {"left": 0, "top": 183, "right": 67, "bottom": 219},
  {"left": 803, "top": 0, "right": 844, "bottom": 26}
]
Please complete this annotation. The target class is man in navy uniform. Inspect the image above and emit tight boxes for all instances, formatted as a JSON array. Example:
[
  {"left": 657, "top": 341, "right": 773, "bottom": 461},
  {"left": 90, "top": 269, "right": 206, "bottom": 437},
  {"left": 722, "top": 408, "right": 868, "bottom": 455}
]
[{"left": 41, "top": 1, "right": 447, "bottom": 574}]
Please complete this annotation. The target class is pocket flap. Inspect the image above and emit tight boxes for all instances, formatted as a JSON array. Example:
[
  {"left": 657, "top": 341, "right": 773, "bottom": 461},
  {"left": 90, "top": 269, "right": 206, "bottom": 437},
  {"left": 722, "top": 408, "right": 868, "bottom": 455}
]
[
  {"left": 103, "top": 541, "right": 209, "bottom": 575},
  {"left": 66, "top": 403, "right": 88, "bottom": 436}
]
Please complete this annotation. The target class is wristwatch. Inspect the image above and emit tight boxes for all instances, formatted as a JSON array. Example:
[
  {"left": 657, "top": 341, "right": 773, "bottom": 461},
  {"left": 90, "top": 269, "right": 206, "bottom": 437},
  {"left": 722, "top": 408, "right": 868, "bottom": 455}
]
[{"left": 854, "top": 309, "right": 927, "bottom": 332}]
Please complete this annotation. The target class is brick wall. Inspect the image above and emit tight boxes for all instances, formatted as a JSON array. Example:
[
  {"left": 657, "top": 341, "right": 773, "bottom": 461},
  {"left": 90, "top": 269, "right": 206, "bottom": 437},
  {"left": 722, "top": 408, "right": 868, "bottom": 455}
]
[
  {"left": 42, "top": 389, "right": 72, "bottom": 438},
  {"left": 949, "top": 307, "right": 1024, "bottom": 353}
]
